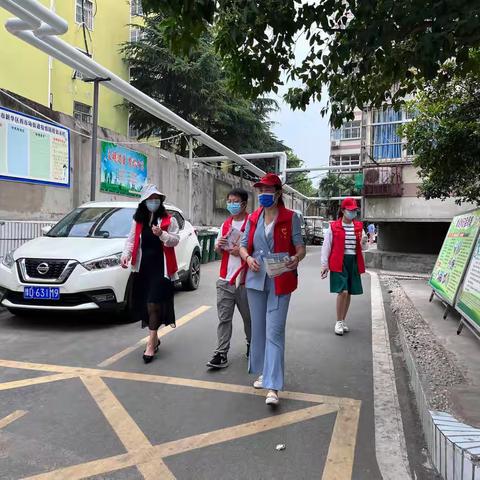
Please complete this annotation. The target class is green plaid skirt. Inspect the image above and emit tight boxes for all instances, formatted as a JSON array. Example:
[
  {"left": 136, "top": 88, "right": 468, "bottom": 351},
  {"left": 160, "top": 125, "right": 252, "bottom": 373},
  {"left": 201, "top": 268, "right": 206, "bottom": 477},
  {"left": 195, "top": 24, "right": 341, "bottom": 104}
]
[{"left": 330, "top": 254, "right": 363, "bottom": 295}]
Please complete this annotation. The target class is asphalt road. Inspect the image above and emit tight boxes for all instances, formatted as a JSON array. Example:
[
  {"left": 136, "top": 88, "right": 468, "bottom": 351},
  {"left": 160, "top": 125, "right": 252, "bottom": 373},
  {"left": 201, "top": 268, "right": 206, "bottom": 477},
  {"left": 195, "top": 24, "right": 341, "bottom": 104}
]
[{"left": 0, "top": 247, "right": 433, "bottom": 479}]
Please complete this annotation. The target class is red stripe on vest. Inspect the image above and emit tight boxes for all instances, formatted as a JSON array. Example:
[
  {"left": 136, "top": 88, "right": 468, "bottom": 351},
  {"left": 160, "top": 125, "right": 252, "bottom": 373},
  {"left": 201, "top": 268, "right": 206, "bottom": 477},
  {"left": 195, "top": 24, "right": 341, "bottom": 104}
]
[
  {"left": 245, "top": 205, "right": 298, "bottom": 296},
  {"left": 130, "top": 215, "right": 178, "bottom": 277},
  {"left": 219, "top": 215, "right": 249, "bottom": 280},
  {"left": 328, "top": 219, "right": 365, "bottom": 274}
]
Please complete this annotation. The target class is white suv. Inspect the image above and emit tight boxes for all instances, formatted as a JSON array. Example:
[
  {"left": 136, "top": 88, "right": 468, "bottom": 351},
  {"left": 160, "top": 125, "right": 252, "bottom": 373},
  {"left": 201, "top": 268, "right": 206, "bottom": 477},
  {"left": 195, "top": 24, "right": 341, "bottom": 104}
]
[{"left": 0, "top": 201, "right": 201, "bottom": 317}]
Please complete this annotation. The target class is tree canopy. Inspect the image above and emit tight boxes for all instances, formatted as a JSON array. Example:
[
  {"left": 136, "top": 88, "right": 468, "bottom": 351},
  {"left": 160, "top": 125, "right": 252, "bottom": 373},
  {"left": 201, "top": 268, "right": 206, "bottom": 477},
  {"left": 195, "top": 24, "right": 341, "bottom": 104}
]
[
  {"left": 122, "top": 14, "right": 315, "bottom": 195},
  {"left": 122, "top": 13, "right": 286, "bottom": 156},
  {"left": 400, "top": 60, "right": 480, "bottom": 205},
  {"left": 140, "top": 0, "right": 480, "bottom": 126}
]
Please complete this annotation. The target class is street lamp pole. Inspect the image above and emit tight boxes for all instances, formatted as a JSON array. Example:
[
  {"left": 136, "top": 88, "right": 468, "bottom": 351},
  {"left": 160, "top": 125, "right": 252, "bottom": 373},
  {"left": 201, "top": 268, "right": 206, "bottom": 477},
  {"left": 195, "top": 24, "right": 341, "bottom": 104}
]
[{"left": 84, "top": 76, "right": 110, "bottom": 201}]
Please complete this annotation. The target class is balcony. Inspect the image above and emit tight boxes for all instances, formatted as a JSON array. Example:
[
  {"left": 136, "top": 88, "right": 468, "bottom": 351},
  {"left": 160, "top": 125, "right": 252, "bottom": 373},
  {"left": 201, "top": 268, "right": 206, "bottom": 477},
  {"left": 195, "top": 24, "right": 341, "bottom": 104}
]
[{"left": 362, "top": 166, "right": 403, "bottom": 197}]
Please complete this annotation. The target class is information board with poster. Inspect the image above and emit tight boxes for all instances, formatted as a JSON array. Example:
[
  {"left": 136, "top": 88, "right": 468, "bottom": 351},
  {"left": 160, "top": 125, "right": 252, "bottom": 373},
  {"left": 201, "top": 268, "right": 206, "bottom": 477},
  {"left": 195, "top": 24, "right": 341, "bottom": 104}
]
[
  {"left": 0, "top": 106, "right": 70, "bottom": 187},
  {"left": 456, "top": 234, "right": 480, "bottom": 334},
  {"left": 100, "top": 141, "right": 147, "bottom": 198},
  {"left": 429, "top": 209, "right": 480, "bottom": 305}
]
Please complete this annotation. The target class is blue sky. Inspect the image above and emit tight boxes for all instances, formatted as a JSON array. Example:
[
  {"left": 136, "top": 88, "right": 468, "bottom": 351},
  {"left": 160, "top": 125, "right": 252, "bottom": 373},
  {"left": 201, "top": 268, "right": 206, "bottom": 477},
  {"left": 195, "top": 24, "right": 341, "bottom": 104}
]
[{"left": 267, "top": 36, "right": 331, "bottom": 188}]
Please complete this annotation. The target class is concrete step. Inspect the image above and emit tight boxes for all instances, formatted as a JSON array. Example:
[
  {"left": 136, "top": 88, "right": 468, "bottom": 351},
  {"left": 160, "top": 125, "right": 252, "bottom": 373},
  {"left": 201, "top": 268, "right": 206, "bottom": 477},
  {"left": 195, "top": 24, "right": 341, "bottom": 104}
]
[{"left": 365, "top": 249, "right": 436, "bottom": 274}]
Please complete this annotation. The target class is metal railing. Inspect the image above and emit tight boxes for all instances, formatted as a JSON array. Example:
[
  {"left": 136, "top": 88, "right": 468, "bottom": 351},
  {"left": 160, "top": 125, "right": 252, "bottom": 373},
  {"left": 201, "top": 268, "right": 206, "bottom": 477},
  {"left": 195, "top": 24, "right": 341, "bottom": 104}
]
[{"left": 0, "top": 220, "right": 57, "bottom": 259}]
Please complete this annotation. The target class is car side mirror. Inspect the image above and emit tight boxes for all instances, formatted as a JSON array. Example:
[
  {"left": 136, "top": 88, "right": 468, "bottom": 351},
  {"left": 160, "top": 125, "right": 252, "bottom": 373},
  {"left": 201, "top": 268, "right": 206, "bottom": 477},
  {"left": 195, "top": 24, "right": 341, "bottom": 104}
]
[{"left": 41, "top": 225, "right": 52, "bottom": 235}]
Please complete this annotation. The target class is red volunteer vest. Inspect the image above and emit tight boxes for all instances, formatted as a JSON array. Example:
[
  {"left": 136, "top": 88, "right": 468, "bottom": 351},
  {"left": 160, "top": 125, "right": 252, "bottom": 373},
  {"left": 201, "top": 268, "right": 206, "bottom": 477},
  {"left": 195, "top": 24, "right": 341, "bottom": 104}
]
[
  {"left": 131, "top": 215, "right": 178, "bottom": 277},
  {"left": 219, "top": 215, "right": 249, "bottom": 280},
  {"left": 246, "top": 205, "right": 298, "bottom": 296},
  {"left": 328, "top": 219, "right": 366, "bottom": 274}
]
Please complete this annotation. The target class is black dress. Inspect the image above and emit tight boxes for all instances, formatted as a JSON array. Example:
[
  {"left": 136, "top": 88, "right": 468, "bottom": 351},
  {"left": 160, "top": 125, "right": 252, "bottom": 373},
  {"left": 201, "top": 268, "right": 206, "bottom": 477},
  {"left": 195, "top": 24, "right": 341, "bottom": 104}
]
[{"left": 132, "top": 222, "right": 175, "bottom": 330}]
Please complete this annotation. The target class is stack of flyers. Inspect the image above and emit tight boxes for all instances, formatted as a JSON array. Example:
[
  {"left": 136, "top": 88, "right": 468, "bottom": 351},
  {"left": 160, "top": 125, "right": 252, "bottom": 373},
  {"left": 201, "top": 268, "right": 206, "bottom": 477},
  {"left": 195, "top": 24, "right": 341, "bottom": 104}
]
[
  {"left": 226, "top": 227, "right": 242, "bottom": 251},
  {"left": 263, "top": 252, "right": 293, "bottom": 278}
]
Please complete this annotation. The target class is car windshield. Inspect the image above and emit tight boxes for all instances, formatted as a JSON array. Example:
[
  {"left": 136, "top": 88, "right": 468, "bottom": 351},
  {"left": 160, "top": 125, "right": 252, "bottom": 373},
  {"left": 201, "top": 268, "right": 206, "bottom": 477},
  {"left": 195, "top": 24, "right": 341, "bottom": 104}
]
[{"left": 47, "top": 207, "right": 135, "bottom": 238}]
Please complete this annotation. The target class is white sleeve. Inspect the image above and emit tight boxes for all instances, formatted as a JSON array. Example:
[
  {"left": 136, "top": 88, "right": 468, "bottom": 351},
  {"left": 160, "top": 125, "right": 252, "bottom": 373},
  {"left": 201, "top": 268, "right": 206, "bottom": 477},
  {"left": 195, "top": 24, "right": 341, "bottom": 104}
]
[
  {"left": 321, "top": 227, "right": 332, "bottom": 268},
  {"left": 122, "top": 220, "right": 136, "bottom": 260},
  {"left": 160, "top": 217, "right": 180, "bottom": 247}
]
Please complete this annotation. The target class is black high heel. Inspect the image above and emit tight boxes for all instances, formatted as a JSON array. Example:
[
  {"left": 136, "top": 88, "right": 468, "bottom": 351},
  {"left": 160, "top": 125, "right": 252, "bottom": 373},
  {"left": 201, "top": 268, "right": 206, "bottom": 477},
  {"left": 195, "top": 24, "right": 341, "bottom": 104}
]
[{"left": 142, "top": 340, "right": 160, "bottom": 364}]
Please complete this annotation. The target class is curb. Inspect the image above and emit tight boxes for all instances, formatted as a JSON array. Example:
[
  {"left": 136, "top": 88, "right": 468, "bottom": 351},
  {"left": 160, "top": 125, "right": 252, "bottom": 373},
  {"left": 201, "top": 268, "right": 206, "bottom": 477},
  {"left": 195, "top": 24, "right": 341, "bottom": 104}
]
[{"left": 396, "top": 312, "right": 480, "bottom": 479}]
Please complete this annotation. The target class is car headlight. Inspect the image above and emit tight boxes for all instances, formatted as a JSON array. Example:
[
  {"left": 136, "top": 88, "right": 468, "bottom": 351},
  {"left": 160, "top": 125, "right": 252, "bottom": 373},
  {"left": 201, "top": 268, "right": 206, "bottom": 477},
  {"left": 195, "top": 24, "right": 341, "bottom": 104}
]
[
  {"left": 1, "top": 250, "right": 16, "bottom": 269},
  {"left": 82, "top": 253, "right": 122, "bottom": 271}
]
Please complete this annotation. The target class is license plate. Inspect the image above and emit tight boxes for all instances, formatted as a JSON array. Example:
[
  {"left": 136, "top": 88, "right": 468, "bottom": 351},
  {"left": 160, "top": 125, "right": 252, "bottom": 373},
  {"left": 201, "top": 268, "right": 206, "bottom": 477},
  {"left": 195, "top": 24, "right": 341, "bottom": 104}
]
[{"left": 23, "top": 286, "right": 60, "bottom": 300}]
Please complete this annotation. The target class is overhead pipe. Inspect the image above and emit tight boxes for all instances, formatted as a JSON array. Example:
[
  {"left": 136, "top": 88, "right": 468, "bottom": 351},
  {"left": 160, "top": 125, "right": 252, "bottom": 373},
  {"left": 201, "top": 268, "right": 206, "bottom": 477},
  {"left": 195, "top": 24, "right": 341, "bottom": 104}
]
[{"left": 1, "top": 0, "right": 310, "bottom": 202}]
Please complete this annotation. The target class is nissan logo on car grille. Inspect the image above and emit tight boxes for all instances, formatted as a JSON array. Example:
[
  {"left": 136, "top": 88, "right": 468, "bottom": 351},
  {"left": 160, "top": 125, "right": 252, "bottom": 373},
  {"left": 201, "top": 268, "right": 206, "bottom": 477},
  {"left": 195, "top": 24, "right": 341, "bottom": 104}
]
[{"left": 36, "top": 262, "right": 50, "bottom": 275}]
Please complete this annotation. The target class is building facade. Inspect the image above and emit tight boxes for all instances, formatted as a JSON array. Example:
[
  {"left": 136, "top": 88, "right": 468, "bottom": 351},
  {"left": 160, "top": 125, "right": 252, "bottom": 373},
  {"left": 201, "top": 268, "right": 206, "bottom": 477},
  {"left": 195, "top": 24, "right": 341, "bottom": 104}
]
[
  {"left": 330, "top": 106, "right": 470, "bottom": 254},
  {"left": 0, "top": 0, "right": 143, "bottom": 136}
]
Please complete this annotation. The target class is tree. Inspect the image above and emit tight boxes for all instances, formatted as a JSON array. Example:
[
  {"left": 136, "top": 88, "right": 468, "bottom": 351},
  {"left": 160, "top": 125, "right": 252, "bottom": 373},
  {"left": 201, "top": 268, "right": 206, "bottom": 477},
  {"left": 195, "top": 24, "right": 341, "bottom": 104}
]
[
  {"left": 319, "top": 173, "right": 358, "bottom": 218},
  {"left": 400, "top": 60, "right": 480, "bottom": 205},
  {"left": 284, "top": 150, "right": 316, "bottom": 197},
  {"left": 141, "top": 0, "right": 480, "bottom": 126},
  {"left": 122, "top": 13, "right": 286, "bottom": 156}
]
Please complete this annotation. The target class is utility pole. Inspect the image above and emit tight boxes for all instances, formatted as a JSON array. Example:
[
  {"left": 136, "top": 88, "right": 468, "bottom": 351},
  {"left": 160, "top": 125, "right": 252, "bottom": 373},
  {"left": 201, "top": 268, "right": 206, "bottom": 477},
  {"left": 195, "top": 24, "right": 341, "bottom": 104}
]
[{"left": 84, "top": 77, "right": 110, "bottom": 201}]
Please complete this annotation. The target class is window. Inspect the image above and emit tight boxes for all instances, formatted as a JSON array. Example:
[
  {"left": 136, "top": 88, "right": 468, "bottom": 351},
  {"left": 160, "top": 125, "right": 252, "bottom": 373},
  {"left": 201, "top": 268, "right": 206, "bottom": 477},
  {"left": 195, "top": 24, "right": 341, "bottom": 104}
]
[
  {"left": 131, "top": 0, "right": 143, "bottom": 16},
  {"left": 371, "top": 107, "right": 412, "bottom": 161},
  {"left": 331, "top": 154, "right": 360, "bottom": 167},
  {"left": 73, "top": 102, "right": 92, "bottom": 124},
  {"left": 331, "top": 120, "right": 361, "bottom": 141},
  {"left": 130, "top": 27, "right": 140, "bottom": 43},
  {"left": 75, "top": 0, "right": 94, "bottom": 30},
  {"left": 128, "top": 116, "right": 139, "bottom": 138}
]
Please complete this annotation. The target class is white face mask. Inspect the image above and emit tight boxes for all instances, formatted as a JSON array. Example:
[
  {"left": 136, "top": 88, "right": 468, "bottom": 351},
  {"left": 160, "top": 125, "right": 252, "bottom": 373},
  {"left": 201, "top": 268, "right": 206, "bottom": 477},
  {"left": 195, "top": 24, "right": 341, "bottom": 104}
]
[{"left": 146, "top": 199, "right": 161, "bottom": 212}]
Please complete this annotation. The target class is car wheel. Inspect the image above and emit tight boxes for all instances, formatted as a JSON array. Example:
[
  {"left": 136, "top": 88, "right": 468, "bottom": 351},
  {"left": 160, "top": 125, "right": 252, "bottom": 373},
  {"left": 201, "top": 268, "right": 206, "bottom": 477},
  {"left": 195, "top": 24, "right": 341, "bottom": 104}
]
[{"left": 182, "top": 253, "right": 201, "bottom": 291}]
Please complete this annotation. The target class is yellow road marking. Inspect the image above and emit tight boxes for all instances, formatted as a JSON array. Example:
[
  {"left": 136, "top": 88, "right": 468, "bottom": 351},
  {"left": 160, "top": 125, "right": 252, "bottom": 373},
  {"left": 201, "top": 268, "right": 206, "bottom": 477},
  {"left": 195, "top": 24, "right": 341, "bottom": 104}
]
[
  {"left": 0, "top": 358, "right": 358, "bottom": 407},
  {"left": 97, "top": 305, "right": 212, "bottom": 367},
  {"left": 322, "top": 404, "right": 361, "bottom": 480},
  {"left": 0, "top": 373, "right": 77, "bottom": 391},
  {"left": 80, "top": 376, "right": 174, "bottom": 479},
  {"left": 24, "top": 404, "right": 338, "bottom": 480},
  {"left": 0, "top": 410, "right": 27, "bottom": 429},
  {"left": 0, "top": 357, "right": 362, "bottom": 479}
]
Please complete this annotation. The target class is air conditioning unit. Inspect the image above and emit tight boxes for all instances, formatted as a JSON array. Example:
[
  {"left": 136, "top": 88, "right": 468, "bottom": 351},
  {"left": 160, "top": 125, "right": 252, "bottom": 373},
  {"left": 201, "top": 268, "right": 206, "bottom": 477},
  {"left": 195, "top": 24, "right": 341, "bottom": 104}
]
[
  {"left": 363, "top": 166, "right": 403, "bottom": 197},
  {"left": 331, "top": 140, "right": 341, "bottom": 147}
]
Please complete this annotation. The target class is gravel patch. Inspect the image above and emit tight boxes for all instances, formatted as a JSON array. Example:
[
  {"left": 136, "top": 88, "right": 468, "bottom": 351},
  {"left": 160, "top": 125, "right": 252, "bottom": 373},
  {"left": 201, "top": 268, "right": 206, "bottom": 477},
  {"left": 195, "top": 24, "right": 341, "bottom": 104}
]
[{"left": 381, "top": 276, "right": 466, "bottom": 413}]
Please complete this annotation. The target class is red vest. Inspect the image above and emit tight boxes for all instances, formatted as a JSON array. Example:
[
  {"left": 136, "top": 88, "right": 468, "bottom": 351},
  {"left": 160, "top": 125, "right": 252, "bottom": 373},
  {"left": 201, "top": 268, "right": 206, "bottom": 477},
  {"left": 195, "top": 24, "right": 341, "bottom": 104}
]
[
  {"left": 328, "top": 219, "right": 366, "bottom": 274},
  {"left": 219, "top": 215, "right": 249, "bottom": 280},
  {"left": 246, "top": 205, "right": 298, "bottom": 296},
  {"left": 131, "top": 215, "right": 178, "bottom": 277}
]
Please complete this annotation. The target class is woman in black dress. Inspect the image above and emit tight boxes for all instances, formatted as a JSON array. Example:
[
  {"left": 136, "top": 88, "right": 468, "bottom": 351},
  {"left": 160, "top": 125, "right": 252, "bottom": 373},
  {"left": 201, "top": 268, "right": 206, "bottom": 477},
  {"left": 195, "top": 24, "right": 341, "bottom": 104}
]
[{"left": 121, "top": 184, "right": 180, "bottom": 363}]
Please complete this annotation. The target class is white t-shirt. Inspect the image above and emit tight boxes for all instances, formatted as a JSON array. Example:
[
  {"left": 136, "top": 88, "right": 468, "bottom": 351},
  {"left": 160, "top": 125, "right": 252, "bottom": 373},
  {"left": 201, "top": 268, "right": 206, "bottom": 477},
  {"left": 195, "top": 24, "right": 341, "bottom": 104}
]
[
  {"left": 342, "top": 221, "right": 357, "bottom": 255},
  {"left": 217, "top": 219, "right": 245, "bottom": 281}
]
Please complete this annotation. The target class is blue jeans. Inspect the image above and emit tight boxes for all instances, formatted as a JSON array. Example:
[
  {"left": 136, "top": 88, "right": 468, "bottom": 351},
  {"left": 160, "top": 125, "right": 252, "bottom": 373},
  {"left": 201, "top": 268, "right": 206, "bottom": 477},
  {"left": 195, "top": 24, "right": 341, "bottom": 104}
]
[{"left": 247, "top": 277, "right": 291, "bottom": 391}]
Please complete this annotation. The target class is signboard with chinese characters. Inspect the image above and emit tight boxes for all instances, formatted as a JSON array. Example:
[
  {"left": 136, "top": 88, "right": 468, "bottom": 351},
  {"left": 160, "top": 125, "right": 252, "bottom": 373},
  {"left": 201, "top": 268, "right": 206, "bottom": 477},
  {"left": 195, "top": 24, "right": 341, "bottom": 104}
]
[
  {"left": 456, "top": 234, "right": 480, "bottom": 332},
  {"left": 100, "top": 141, "right": 147, "bottom": 198},
  {"left": 429, "top": 209, "right": 480, "bottom": 305},
  {"left": 0, "top": 107, "right": 70, "bottom": 187}
]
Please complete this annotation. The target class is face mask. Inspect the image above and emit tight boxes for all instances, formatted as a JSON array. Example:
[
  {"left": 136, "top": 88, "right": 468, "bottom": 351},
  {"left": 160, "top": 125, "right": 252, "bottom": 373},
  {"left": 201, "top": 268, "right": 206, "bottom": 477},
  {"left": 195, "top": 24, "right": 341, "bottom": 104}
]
[
  {"left": 258, "top": 193, "right": 276, "bottom": 208},
  {"left": 226, "top": 202, "right": 242, "bottom": 215},
  {"left": 344, "top": 210, "right": 357, "bottom": 220},
  {"left": 146, "top": 199, "right": 161, "bottom": 212}
]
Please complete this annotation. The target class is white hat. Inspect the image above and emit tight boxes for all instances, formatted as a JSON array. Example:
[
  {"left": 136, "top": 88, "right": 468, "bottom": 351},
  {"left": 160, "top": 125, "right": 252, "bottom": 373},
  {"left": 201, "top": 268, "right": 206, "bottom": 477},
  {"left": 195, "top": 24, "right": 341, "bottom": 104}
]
[{"left": 140, "top": 183, "right": 166, "bottom": 203}]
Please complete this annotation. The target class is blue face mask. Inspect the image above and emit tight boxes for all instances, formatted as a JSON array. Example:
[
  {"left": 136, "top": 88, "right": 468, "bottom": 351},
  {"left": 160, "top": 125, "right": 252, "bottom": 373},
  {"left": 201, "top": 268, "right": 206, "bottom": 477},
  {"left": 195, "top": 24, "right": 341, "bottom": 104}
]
[
  {"left": 226, "top": 202, "right": 242, "bottom": 215},
  {"left": 146, "top": 199, "right": 161, "bottom": 212},
  {"left": 258, "top": 193, "right": 276, "bottom": 208},
  {"left": 344, "top": 210, "right": 357, "bottom": 220}
]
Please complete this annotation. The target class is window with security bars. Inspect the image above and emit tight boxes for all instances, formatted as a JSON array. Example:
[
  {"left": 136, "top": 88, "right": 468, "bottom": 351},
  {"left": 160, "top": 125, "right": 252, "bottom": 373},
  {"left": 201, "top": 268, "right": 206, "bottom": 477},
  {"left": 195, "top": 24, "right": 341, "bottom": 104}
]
[
  {"left": 75, "top": 0, "right": 94, "bottom": 30},
  {"left": 73, "top": 102, "right": 92, "bottom": 124},
  {"left": 371, "top": 107, "right": 413, "bottom": 161},
  {"left": 131, "top": 0, "right": 143, "bottom": 16},
  {"left": 331, "top": 154, "right": 360, "bottom": 167}
]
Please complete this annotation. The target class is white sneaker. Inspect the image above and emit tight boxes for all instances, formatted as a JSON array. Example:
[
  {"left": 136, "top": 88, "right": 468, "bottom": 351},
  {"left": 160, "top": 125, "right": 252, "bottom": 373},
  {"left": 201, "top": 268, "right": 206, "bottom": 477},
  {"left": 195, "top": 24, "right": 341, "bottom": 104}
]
[
  {"left": 266, "top": 390, "right": 279, "bottom": 405},
  {"left": 343, "top": 323, "right": 349, "bottom": 333},
  {"left": 335, "top": 321, "right": 345, "bottom": 336},
  {"left": 253, "top": 375, "right": 263, "bottom": 389}
]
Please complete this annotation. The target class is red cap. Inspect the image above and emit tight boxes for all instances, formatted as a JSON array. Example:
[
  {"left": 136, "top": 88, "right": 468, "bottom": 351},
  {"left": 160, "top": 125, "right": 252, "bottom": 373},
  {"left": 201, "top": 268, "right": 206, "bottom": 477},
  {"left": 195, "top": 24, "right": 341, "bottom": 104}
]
[
  {"left": 341, "top": 197, "right": 359, "bottom": 211},
  {"left": 254, "top": 173, "right": 283, "bottom": 188}
]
